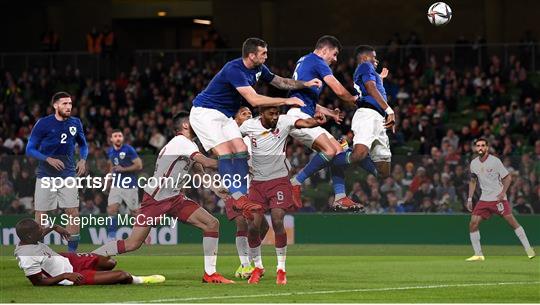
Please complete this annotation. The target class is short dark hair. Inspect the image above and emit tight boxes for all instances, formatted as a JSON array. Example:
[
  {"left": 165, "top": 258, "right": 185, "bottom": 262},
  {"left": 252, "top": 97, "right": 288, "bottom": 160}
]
[
  {"left": 51, "top": 91, "right": 71, "bottom": 104},
  {"left": 315, "top": 35, "right": 342, "bottom": 52},
  {"left": 173, "top": 111, "right": 190, "bottom": 131},
  {"left": 354, "top": 45, "right": 375, "bottom": 57},
  {"left": 242, "top": 38, "right": 267, "bottom": 58},
  {"left": 111, "top": 129, "right": 122, "bottom": 135},
  {"left": 474, "top": 138, "right": 489, "bottom": 146}
]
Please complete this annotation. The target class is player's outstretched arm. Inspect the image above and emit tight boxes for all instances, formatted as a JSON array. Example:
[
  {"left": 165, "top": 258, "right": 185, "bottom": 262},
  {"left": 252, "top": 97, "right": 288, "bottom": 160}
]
[
  {"left": 294, "top": 112, "right": 327, "bottom": 128},
  {"left": 27, "top": 272, "right": 84, "bottom": 286},
  {"left": 315, "top": 104, "right": 344, "bottom": 124},
  {"left": 269, "top": 75, "right": 322, "bottom": 90},
  {"left": 365, "top": 80, "right": 395, "bottom": 132},
  {"left": 323, "top": 75, "right": 358, "bottom": 106},
  {"left": 236, "top": 86, "right": 305, "bottom": 107},
  {"left": 192, "top": 153, "right": 218, "bottom": 170}
]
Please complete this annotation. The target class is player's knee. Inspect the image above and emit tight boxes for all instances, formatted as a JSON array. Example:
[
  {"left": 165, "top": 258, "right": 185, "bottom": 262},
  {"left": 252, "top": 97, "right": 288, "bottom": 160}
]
[
  {"left": 321, "top": 146, "right": 337, "bottom": 159},
  {"left": 272, "top": 219, "right": 285, "bottom": 234},
  {"left": 469, "top": 221, "right": 479, "bottom": 232},
  {"left": 106, "top": 258, "right": 117, "bottom": 270},
  {"left": 205, "top": 217, "right": 220, "bottom": 232},
  {"left": 65, "top": 208, "right": 79, "bottom": 217},
  {"left": 350, "top": 148, "right": 368, "bottom": 163},
  {"left": 118, "top": 271, "right": 132, "bottom": 283}
]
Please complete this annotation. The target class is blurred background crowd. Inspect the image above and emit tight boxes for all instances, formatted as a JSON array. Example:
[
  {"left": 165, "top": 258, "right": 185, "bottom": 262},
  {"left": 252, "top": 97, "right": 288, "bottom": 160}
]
[{"left": 1, "top": 32, "right": 539, "bottom": 216}]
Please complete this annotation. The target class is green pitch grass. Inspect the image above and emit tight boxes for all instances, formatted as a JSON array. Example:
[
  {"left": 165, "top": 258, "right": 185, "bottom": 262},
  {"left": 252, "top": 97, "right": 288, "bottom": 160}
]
[{"left": 1, "top": 244, "right": 539, "bottom": 303}]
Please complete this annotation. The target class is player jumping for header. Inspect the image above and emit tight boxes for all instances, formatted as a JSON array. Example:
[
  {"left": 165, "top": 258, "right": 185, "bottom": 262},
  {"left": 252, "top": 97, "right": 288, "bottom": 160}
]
[
  {"left": 466, "top": 138, "right": 535, "bottom": 261},
  {"left": 93, "top": 112, "right": 235, "bottom": 283},
  {"left": 287, "top": 35, "right": 378, "bottom": 210},
  {"left": 189, "top": 37, "right": 320, "bottom": 216},
  {"left": 14, "top": 219, "right": 165, "bottom": 286},
  {"left": 239, "top": 106, "right": 327, "bottom": 284},
  {"left": 26, "top": 92, "right": 88, "bottom": 252}
]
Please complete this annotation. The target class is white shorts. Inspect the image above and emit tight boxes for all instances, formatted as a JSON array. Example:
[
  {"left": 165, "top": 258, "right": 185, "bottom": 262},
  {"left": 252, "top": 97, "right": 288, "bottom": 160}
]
[
  {"left": 189, "top": 107, "right": 242, "bottom": 151},
  {"left": 108, "top": 187, "right": 140, "bottom": 211},
  {"left": 286, "top": 108, "right": 333, "bottom": 148},
  {"left": 34, "top": 178, "right": 79, "bottom": 211},
  {"left": 351, "top": 108, "right": 391, "bottom": 162}
]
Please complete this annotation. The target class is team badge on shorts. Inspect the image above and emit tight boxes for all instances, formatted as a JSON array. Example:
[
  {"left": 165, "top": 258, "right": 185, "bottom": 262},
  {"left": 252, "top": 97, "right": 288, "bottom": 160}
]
[
  {"left": 69, "top": 126, "right": 77, "bottom": 136},
  {"left": 497, "top": 202, "right": 505, "bottom": 213}
]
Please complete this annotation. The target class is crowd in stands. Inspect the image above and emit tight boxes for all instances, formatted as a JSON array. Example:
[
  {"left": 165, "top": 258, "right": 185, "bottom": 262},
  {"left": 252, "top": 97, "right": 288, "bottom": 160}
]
[{"left": 1, "top": 35, "right": 539, "bottom": 216}]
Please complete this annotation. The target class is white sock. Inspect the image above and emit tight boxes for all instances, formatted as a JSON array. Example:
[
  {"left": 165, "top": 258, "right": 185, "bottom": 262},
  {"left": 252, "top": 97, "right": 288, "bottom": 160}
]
[
  {"left": 203, "top": 236, "right": 218, "bottom": 275},
  {"left": 514, "top": 226, "right": 532, "bottom": 250},
  {"left": 276, "top": 246, "right": 287, "bottom": 271},
  {"left": 470, "top": 231, "right": 483, "bottom": 256},
  {"left": 290, "top": 176, "right": 301, "bottom": 186},
  {"left": 249, "top": 245, "right": 264, "bottom": 269},
  {"left": 236, "top": 236, "right": 250, "bottom": 267},
  {"left": 131, "top": 276, "right": 142, "bottom": 284},
  {"left": 334, "top": 193, "right": 346, "bottom": 201}
]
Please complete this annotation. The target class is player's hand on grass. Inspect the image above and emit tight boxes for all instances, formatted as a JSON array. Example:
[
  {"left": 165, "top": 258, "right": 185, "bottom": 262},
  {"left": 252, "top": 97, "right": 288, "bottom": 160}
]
[
  {"left": 53, "top": 225, "right": 71, "bottom": 241},
  {"left": 64, "top": 272, "right": 84, "bottom": 285},
  {"left": 304, "top": 78, "right": 322, "bottom": 88},
  {"left": 384, "top": 113, "right": 396, "bottom": 133},
  {"left": 46, "top": 157, "right": 65, "bottom": 171},
  {"left": 314, "top": 112, "right": 327, "bottom": 125},
  {"left": 285, "top": 97, "right": 305, "bottom": 107},
  {"left": 76, "top": 159, "right": 87, "bottom": 176},
  {"left": 380, "top": 68, "right": 389, "bottom": 79}
]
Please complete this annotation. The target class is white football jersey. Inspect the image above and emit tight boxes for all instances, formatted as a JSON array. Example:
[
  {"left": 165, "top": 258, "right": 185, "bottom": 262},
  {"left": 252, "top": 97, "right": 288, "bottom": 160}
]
[
  {"left": 470, "top": 154, "right": 509, "bottom": 201},
  {"left": 144, "top": 135, "right": 200, "bottom": 201},
  {"left": 239, "top": 115, "right": 298, "bottom": 181},
  {"left": 15, "top": 242, "right": 74, "bottom": 285}
]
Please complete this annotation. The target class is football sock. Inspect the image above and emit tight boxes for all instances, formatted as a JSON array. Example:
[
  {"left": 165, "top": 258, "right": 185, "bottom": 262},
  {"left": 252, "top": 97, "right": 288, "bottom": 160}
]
[
  {"left": 131, "top": 276, "right": 142, "bottom": 284},
  {"left": 232, "top": 152, "right": 250, "bottom": 195},
  {"left": 249, "top": 236, "right": 263, "bottom": 269},
  {"left": 236, "top": 231, "right": 251, "bottom": 267},
  {"left": 332, "top": 148, "right": 378, "bottom": 177},
  {"left": 295, "top": 152, "right": 331, "bottom": 184},
  {"left": 107, "top": 215, "right": 118, "bottom": 240},
  {"left": 203, "top": 232, "right": 219, "bottom": 275},
  {"left": 67, "top": 234, "right": 80, "bottom": 252},
  {"left": 331, "top": 150, "right": 351, "bottom": 167},
  {"left": 470, "top": 231, "right": 483, "bottom": 256},
  {"left": 275, "top": 233, "right": 287, "bottom": 271},
  {"left": 331, "top": 163, "right": 346, "bottom": 199},
  {"left": 218, "top": 154, "right": 236, "bottom": 194},
  {"left": 359, "top": 155, "right": 378, "bottom": 177},
  {"left": 514, "top": 226, "right": 532, "bottom": 250},
  {"left": 92, "top": 239, "right": 126, "bottom": 256}
]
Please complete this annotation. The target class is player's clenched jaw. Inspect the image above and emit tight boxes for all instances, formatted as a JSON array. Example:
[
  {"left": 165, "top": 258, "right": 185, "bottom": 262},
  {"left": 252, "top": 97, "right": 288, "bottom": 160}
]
[{"left": 260, "top": 106, "right": 280, "bottom": 129}]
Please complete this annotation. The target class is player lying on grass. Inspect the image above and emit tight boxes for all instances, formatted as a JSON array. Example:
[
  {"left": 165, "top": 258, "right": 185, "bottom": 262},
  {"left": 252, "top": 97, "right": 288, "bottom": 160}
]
[
  {"left": 93, "top": 112, "right": 235, "bottom": 284},
  {"left": 227, "top": 106, "right": 269, "bottom": 279},
  {"left": 237, "top": 106, "right": 327, "bottom": 284},
  {"left": 466, "top": 138, "right": 535, "bottom": 261},
  {"left": 14, "top": 219, "right": 165, "bottom": 286}
]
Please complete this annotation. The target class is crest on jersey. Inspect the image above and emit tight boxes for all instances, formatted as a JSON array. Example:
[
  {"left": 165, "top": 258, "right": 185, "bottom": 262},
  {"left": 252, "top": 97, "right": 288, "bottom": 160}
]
[
  {"left": 256, "top": 72, "right": 261, "bottom": 82},
  {"left": 119, "top": 152, "right": 126, "bottom": 159},
  {"left": 69, "top": 126, "right": 77, "bottom": 136}
]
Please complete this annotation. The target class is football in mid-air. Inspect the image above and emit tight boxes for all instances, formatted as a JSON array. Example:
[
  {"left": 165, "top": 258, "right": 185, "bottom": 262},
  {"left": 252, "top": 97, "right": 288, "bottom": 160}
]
[{"left": 427, "top": 2, "right": 452, "bottom": 26}]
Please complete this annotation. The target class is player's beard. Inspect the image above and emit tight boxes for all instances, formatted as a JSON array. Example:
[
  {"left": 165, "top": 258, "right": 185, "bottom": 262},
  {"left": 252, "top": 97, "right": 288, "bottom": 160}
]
[{"left": 58, "top": 109, "right": 71, "bottom": 119}]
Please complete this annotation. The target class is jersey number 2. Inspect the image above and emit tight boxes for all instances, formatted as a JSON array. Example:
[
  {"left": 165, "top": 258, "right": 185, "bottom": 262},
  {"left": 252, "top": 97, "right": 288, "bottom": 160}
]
[{"left": 60, "top": 133, "right": 67, "bottom": 144}]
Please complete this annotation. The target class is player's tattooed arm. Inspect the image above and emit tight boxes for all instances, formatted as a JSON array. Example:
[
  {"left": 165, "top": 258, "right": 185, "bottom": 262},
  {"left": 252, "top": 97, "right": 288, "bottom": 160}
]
[
  {"left": 192, "top": 153, "right": 218, "bottom": 169},
  {"left": 467, "top": 173, "right": 478, "bottom": 212},
  {"left": 269, "top": 75, "right": 322, "bottom": 90}
]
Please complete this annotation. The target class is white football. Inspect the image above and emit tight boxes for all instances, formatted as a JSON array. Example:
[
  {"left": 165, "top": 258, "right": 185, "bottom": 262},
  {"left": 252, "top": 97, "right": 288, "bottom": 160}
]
[{"left": 427, "top": 2, "right": 452, "bottom": 26}]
